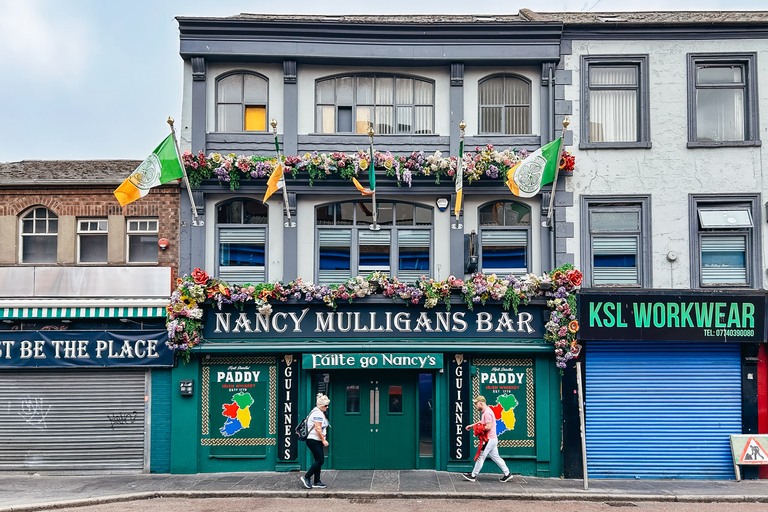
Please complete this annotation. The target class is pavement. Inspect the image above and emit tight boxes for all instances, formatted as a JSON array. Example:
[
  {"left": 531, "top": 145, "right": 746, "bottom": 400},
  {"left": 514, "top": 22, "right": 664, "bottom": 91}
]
[{"left": 1, "top": 470, "right": 768, "bottom": 512}]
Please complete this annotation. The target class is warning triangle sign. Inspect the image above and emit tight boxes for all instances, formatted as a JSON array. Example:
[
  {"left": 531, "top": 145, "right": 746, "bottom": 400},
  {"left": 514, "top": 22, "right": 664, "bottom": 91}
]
[{"left": 739, "top": 437, "right": 768, "bottom": 464}]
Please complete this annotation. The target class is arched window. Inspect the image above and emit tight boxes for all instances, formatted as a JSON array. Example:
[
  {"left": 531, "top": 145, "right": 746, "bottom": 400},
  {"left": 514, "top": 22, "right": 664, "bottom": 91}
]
[
  {"left": 315, "top": 74, "right": 434, "bottom": 135},
  {"left": 216, "top": 199, "right": 268, "bottom": 283},
  {"left": 315, "top": 201, "right": 432, "bottom": 283},
  {"left": 478, "top": 201, "right": 531, "bottom": 274},
  {"left": 216, "top": 72, "right": 269, "bottom": 132},
  {"left": 20, "top": 207, "right": 58, "bottom": 264},
  {"left": 478, "top": 75, "right": 531, "bottom": 135}
]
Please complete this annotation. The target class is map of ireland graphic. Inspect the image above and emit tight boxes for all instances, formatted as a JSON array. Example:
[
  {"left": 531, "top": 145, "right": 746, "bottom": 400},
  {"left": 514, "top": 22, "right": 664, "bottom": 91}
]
[
  {"left": 220, "top": 391, "right": 254, "bottom": 436},
  {"left": 488, "top": 394, "right": 519, "bottom": 436}
]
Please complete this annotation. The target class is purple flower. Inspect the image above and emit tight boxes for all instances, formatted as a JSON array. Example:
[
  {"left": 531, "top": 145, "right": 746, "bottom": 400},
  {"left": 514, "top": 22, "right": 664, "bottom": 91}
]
[{"left": 486, "top": 165, "right": 499, "bottom": 179}]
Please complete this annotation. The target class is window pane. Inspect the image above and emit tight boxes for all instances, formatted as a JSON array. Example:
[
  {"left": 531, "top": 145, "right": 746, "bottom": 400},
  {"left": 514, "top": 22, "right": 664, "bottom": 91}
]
[
  {"left": 317, "top": 106, "right": 335, "bottom": 134},
  {"left": 415, "top": 206, "right": 432, "bottom": 226},
  {"left": 35, "top": 220, "right": 46, "bottom": 233},
  {"left": 356, "top": 106, "right": 373, "bottom": 134},
  {"left": 593, "top": 236, "right": 639, "bottom": 285},
  {"left": 697, "top": 65, "right": 742, "bottom": 85},
  {"left": 357, "top": 77, "right": 374, "bottom": 104},
  {"left": 316, "top": 204, "right": 335, "bottom": 225},
  {"left": 701, "top": 236, "right": 747, "bottom": 284},
  {"left": 504, "top": 77, "right": 530, "bottom": 105},
  {"left": 399, "top": 230, "right": 430, "bottom": 279},
  {"left": 219, "top": 243, "right": 265, "bottom": 266},
  {"left": 22, "top": 235, "right": 57, "bottom": 264},
  {"left": 243, "top": 74, "right": 268, "bottom": 104},
  {"left": 243, "top": 200, "right": 268, "bottom": 224},
  {"left": 696, "top": 88, "right": 745, "bottom": 142},
  {"left": 479, "top": 77, "right": 503, "bottom": 106},
  {"left": 244, "top": 106, "right": 266, "bottom": 132},
  {"left": 396, "top": 106, "right": 412, "bottom": 133},
  {"left": 418, "top": 374, "right": 433, "bottom": 457},
  {"left": 396, "top": 78, "right": 413, "bottom": 104},
  {"left": 414, "top": 80, "right": 433, "bottom": 104},
  {"left": 346, "top": 385, "right": 360, "bottom": 413},
  {"left": 316, "top": 79, "right": 335, "bottom": 104},
  {"left": 481, "top": 230, "right": 528, "bottom": 273},
  {"left": 389, "top": 385, "right": 403, "bottom": 413},
  {"left": 505, "top": 106, "right": 529, "bottom": 135},
  {"left": 79, "top": 234, "right": 108, "bottom": 263},
  {"left": 589, "top": 89, "right": 638, "bottom": 142},
  {"left": 480, "top": 106, "right": 502, "bottom": 134},
  {"left": 218, "top": 201, "right": 242, "bottom": 224},
  {"left": 338, "top": 106, "right": 353, "bottom": 132},
  {"left": 396, "top": 204, "right": 414, "bottom": 226},
  {"left": 336, "top": 76, "right": 354, "bottom": 105},
  {"left": 318, "top": 229, "right": 351, "bottom": 283},
  {"left": 377, "top": 202, "right": 394, "bottom": 226},
  {"left": 590, "top": 210, "right": 640, "bottom": 232},
  {"left": 337, "top": 203, "right": 355, "bottom": 225},
  {"left": 375, "top": 77, "right": 393, "bottom": 104},
  {"left": 128, "top": 234, "right": 158, "bottom": 263},
  {"left": 699, "top": 209, "right": 752, "bottom": 229},
  {"left": 218, "top": 104, "right": 242, "bottom": 132},
  {"left": 590, "top": 66, "right": 637, "bottom": 86},
  {"left": 48, "top": 220, "right": 57, "bottom": 233},
  {"left": 359, "top": 231, "right": 391, "bottom": 272},
  {"left": 414, "top": 106, "right": 433, "bottom": 134},
  {"left": 217, "top": 74, "right": 242, "bottom": 103},
  {"left": 22, "top": 220, "right": 33, "bottom": 233},
  {"left": 375, "top": 106, "right": 394, "bottom": 135},
  {"left": 479, "top": 202, "right": 530, "bottom": 227}
]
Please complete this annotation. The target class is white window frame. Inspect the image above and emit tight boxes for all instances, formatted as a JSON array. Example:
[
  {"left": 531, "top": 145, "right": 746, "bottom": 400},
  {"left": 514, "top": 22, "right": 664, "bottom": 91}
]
[
  {"left": 126, "top": 218, "right": 159, "bottom": 264},
  {"left": 19, "top": 207, "right": 58, "bottom": 265},
  {"left": 77, "top": 218, "right": 108, "bottom": 264}
]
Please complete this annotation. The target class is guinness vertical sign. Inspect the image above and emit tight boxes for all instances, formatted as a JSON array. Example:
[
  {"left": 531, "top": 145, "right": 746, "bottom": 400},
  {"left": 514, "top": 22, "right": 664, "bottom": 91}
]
[
  {"left": 448, "top": 354, "right": 470, "bottom": 460},
  {"left": 277, "top": 354, "right": 298, "bottom": 461}
]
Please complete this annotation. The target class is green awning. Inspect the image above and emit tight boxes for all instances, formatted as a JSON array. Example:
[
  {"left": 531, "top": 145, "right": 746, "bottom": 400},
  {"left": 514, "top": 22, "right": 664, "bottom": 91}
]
[{"left": 0, "top": 300, "right": 167, "bottom": 320}]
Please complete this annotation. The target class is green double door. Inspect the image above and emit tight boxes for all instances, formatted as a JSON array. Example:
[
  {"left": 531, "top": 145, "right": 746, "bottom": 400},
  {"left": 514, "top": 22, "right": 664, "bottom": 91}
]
[{"left": 330, "top": 371, "right": 417, "bottom": 469}]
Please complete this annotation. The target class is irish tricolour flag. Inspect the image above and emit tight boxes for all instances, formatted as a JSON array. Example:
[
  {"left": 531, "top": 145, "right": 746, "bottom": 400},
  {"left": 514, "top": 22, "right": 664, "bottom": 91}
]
[
  {"left": 505, "top": 138, "right": 561, "bottom": 198},
  {"left": 114, "top": 135, "right": 184, "bottom": 206}
]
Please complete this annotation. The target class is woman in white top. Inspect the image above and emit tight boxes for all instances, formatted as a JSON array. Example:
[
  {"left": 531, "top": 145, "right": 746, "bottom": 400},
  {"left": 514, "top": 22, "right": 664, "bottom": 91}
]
[{"left": 300, "top": 393, "right": 330, "bottom": 489}]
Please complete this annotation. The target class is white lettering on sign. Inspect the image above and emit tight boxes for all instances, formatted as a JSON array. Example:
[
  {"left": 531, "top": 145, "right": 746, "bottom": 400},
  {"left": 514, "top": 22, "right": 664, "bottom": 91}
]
[
  {"left": 216, "top": 370, "right": 261, "bottom": 383},
  {"left": 480, "top": 372, "right": 526, "bottom": 385}
]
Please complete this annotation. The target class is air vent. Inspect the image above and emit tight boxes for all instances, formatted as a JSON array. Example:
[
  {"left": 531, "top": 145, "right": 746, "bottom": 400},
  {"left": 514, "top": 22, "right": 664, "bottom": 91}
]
[
  {"left": 598, "top": 15, "right": 627, "bottom": 22},
  {"left": 475, "top": 16, "right": 497, "bottom": 21}
]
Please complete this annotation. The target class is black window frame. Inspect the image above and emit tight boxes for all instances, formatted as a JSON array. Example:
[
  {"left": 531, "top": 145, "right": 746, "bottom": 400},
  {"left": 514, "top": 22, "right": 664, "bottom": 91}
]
[
  {"left": 580, "top": 196, "right": 652, "bottom": 288},
  {"left": 580, "top": 55, "right": 651, "bottom": 150},
  {"left": 477, "top": 74, "right": 533, "bottom": 136},
  {"left": 689, "top": 194, "right": 761, "bottom": 288},
  {"left": 313, "top": 73, "right": 435, "bottom": 136},
  {"left": 214, "top": 71, "right": 270, "bottom": 133},
  {"left": 477, "top": 200, "right": 532, "bottom": 275},
  {"left": 687, "top": 53, "right": 760, "bottom": 148},
  {"left": 314, "top": 200, "right": 434, "bottom": 283}
]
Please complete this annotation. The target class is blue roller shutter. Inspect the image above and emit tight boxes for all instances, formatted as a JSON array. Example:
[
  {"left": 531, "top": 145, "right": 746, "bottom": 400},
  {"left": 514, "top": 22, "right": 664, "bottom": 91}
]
[{"left": 585, "top": 342, "right": 741, "bottom": 479}]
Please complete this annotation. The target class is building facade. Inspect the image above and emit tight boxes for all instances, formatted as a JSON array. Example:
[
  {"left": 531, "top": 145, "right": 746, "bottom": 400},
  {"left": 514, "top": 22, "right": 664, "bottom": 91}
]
[
  {"left": 170, "top": 10, "right": 768, "bottom": 479},
  {"left": 0, "top": 161, "right": 179, "bottom": 472}
]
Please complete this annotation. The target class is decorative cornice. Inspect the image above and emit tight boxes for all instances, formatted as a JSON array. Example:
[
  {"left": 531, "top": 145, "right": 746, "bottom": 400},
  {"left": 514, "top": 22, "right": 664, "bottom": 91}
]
[
  {"left": 450, "top": 63, "right": 464, "bottom": 86},
  {"left": 191, "top": 57, "right": 206, "bottom": 81},
  {"left": 283, "top": 60, "right": 297, "bottom": 84}
]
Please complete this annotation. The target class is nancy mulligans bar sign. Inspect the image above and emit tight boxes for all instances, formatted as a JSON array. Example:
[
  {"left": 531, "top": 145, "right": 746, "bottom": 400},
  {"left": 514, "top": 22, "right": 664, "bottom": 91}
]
[{"left": 578, "top": 292, "right": 767, "bottom": 342}]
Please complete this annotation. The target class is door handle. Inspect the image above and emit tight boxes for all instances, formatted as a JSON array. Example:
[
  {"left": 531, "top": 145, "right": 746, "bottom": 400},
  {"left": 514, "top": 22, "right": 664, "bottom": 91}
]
[
  {"left": 370, "top": 389, "right": 375, "bottom": 425},
  {"left": 374, "top": 386, "right": 380, "bottom": 425}
]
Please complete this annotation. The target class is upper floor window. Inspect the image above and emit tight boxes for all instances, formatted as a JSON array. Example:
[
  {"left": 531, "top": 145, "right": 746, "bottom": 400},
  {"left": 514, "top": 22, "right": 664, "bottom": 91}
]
[
  {"left": 478, "top": 201, "right": 531, "bottom": 274},
  {"left": 216, "top": 72, "right": 269, "bottom": 132},
  {"left": 688, "top": 53, "right": 759, "bottom": 147},
  {"left": 315, "top": 75, "right": 434, "bottom": 135},
  {"left": 691, "top": 196, "right": 760, "bottom": 287},
  {"left": 478, "top": 75, "right": 531, "bottom": 135},
  {"left": 580, "top": 55, "right": 650, "bottom": 149},
  {"left": 216, "top": 199, "right": 268, "bottom": 284},
  {"left": 316, "top": 201, "right": 432, "bottom": 283},
  {"left": 127, "top": 218, "right": 158, "bottom": 264},
  {"left": 20, "top": 207, "right": 57, "bottom": 264},
  {"left": 77, "top": 218, "right": 108, "bottom": 264},
  {"left": 583, "top": 200, "right": 651, "bottom": 287}
]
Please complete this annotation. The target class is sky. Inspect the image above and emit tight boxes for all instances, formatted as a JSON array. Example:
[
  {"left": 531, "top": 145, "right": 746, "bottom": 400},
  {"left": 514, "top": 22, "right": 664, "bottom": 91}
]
[{"left": 1, "top": 0, "right": 766, "bottom": 162}]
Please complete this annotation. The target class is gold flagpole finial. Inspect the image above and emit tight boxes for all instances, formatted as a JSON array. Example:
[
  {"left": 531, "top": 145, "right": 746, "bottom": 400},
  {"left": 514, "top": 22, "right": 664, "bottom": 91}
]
[
  {"left": 459, "top": 120, "right": 466, "bottom": 131},
  {"left": 167, "top": 117, "right": 174, "bottom": 126},
  {"left": 563, "top": 117, "right": 570, "bottom": 129},
  {"left": 367, "top": 126, "right": 375, "bottom": 142},
  {"left": 270, "top": 118, "right": 278, "bottom": 135}
]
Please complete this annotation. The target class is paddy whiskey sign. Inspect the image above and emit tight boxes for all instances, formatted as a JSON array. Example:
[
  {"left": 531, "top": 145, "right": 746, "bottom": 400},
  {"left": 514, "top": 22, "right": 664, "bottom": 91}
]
[{"left": 579, "top": 291, "right": 767, "bottom": 342}]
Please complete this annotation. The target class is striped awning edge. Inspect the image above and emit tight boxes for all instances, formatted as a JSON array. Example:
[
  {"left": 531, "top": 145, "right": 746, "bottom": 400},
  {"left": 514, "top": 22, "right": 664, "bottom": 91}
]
[{"left": 0, "top": 306, "right": 167, "bottom": 320}]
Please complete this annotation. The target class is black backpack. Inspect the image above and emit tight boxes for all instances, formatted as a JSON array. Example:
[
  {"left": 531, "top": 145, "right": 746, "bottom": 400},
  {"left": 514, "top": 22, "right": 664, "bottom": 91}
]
[{"left": 296, "top": 411, "right": 312, "bottom": 441}]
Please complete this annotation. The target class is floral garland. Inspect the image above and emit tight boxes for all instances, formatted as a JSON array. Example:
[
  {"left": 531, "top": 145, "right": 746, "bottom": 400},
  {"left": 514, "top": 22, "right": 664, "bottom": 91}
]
[
  {"left": 166, "top": 266, "right": 582, "bottom": 369},
  {"left": 182, "top": 145, "right": 576, "bottom": 191}
]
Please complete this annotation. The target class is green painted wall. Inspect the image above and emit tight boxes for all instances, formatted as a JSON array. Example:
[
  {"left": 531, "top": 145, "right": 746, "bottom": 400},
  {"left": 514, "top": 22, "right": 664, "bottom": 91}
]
[
  {"left": 170, "top": 358, "right": 200, "bottom": 473},
  {"left": 150, "top": 369, "right": 172, "bottom": 473}
]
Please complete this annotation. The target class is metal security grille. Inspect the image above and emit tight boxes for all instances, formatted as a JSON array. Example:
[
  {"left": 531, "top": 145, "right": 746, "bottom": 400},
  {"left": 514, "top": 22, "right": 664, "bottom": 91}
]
[
  {"left": 585, "top": 342, "right": 741, "bottom": 479},
  {"left": 0, "top": 370, "right": 148, "bottom": 471}
]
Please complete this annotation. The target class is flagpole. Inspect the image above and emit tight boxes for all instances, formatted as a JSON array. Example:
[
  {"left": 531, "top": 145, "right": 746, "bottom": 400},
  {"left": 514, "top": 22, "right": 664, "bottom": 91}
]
[
  {"left": 367, "top": 126, "right": 380, "bottom": 231},
  {"left": 167, "top": 117, "right": 203, "bottom": 227},
  {"left": 546, "top": 117, "right": 570, "bottom": 227},
  {"left": 452, "top": 120, "right": 466, "bottom": 230},
  {"left": 270, "top": 119, "right": 294, "bottom": 228}
]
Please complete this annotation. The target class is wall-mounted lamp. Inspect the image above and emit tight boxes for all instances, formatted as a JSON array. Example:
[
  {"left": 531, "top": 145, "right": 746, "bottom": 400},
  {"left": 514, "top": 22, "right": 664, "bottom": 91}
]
[
  {"left": 179, "top": 379, "right": 195, "bottom": 397},
  {"left": 158, "top": 238, "right": 169, "bottom": 251},
  {"left": 436, "top": 197, "right": 449, "bottom": 212}
]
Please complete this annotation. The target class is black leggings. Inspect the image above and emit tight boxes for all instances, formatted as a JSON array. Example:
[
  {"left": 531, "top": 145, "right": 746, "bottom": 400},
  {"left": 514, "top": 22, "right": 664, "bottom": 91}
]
[{"left": 305, "top": 439, "right": 325, "bottom": 484}]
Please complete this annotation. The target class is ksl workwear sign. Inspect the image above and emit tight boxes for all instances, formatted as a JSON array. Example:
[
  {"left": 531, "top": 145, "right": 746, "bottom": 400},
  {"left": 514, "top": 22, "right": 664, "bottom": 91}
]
[{"left": 578, "top": 291, "right": 766, "bottom": 342}]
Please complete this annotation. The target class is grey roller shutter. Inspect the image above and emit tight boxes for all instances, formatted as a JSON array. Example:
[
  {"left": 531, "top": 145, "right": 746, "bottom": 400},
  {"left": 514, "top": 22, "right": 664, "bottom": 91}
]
[
  {"left": 0, "top": 370, "right": 147, "bottom": 471},
  {"left": 592, "top": 237, "right": 639, "bottom": 284},
  {"left": 219, "top": 227, "right": 266, "bottom": 283},
  {"left": 585, "top": 342, "right": 741, "bottom": 478},
  {"left": 318, "top": 230, "right": 352, "bottom": 284}
]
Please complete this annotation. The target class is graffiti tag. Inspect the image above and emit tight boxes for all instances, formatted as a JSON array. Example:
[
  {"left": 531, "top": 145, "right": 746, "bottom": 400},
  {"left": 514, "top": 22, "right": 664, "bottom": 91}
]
[
  {"left": 18, "top": 397, "right": 51, "bottom": 429},
  {"left": 107, "top": 411, "right": 138, "bottom": 429}
]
